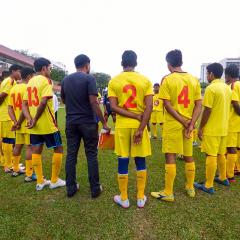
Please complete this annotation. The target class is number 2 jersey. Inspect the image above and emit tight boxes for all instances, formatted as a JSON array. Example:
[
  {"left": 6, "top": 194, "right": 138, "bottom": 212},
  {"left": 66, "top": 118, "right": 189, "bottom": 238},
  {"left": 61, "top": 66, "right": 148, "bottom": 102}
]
[
  {"left": 159, "top": 72, "right": 201, "bottom": 131},
  {"left": 23, "top": 75, "right": 58, "bottom": 135},
  {"left": 108, "top": 71, "right": 153, "bottom": 128}
]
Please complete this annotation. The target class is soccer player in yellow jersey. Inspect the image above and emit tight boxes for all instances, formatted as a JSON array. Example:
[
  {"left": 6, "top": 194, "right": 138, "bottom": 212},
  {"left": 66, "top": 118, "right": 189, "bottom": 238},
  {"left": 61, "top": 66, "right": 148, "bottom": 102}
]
[
  {"left": 224, "top": 64, "right": 240, "bottom": 181},
  {"left": 0, "top": 65, "right": 22, "bottom": 173},
  {"left": 151, "top": 49, "right": 202, "bottom": 202},
  {"left": 22, "top": 58, "right": 65, "bottom": 191},
  {"left": 8, "top": 67, "right": 37, "bottom": 181},
  {"left": 195, "top": 63, "right": 232, "bottom": 194},
  {"left": 108, "top": 50, "right": 153, "bottom": 208},
  {"left": 150, "top": 83, "right": 164, "bottom": 139}
]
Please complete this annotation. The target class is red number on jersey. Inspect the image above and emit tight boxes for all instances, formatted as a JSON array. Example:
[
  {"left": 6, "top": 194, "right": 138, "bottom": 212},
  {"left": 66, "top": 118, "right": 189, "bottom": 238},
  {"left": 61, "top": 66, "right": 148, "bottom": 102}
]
[
  {"left": 27, "top": 87, "right": 40, "bottom": 107},
  {"left": 123, "top": 84, "right": 137, "bottom": 109},
  {"left": 11, "top": 93, "right": 22, "bottom": 110},
  {"left": 178, "top": 86, "right": 190, "bottom": 108}
]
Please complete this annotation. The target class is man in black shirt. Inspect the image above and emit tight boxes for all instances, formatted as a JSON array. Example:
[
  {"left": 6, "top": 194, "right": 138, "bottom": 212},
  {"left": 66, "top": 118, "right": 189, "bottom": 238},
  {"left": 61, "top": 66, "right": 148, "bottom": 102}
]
[
  {"left": 103, "top": 92, "right": 116, "bottom": 123},
  {"left": 61, "top": 54, "right": 110, "bottom": 198}
]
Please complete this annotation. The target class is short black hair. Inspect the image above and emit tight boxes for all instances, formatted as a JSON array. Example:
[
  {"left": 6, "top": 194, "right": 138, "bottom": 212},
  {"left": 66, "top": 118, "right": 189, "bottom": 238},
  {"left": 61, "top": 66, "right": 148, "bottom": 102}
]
[
  {"left": 74, "top": 54, "right": 90, "bottom": 68},
  {"left": 9, "top": 64, "right": 22, "bottom": 73},
  {"left": 121, "top": 50, "right": 137, "bottom": 68},
  {"left": 154, "top": 83, "right": 160, "bottom": 87},
  {"left": 225, "top": 64, "right": 239, "bottom": 78},
  {"left": 21, "top": 67, "right": 35, "bottom": 80},
  {"left": 166, "top": 49, "right": 183, "bottom": 67},
  {"left": 1, "top": 70, "right": 10, "bottom": 79},
  {"left": 34, "top": 58, "right": 51, "bottom": 72},
  {"left": 206, "top": 63, "right": 223, "bottom": 78}
]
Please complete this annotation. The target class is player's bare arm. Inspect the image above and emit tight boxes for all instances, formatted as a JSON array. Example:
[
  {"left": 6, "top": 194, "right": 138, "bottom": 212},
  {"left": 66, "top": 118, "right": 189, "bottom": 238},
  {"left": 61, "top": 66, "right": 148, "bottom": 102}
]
[
  {"left": 198, "top": 106, "right": 211, "bottom": 140},
  {"left": 232, "top": 101, "right": 240, "bottom": 116},
  {"left": 109, "top": 96, "right": 142, "bottom": 121},
  {"left": 8, "top": 105, "right": 18, "bottom": 130},
  {"left": 133, "top": 95, "right": 153, "bottom": 144},
  {"left": 89, "top": 95, "right": 110, "bottom": 131},
  {"left": 22, "top": 100, "right": 32, "bottom": 125},
  {"left": 0, "top": 92, "right": 8, "bottom": 105},
  {"left": 163, "top": 99, "right": 190, "bottom": 128}
]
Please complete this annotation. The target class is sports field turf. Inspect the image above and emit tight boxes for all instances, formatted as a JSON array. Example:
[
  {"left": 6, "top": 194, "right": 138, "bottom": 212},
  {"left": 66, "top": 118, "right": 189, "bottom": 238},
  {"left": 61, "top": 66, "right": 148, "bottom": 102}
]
[{"left": 0, "top": 108, "right": 240, "bottom": 240}]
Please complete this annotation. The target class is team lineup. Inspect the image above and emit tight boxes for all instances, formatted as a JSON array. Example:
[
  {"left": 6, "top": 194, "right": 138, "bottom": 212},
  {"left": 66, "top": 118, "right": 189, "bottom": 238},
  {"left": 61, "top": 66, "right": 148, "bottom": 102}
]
[{"left": 0, "top": 49, "right": 240, "bottom": 209}]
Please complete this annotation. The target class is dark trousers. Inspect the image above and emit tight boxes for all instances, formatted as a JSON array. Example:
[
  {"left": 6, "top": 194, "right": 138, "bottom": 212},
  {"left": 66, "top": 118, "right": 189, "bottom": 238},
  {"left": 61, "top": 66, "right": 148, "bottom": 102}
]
[{"left": 65, "top": 123, "right": 100, "bottom": 195}]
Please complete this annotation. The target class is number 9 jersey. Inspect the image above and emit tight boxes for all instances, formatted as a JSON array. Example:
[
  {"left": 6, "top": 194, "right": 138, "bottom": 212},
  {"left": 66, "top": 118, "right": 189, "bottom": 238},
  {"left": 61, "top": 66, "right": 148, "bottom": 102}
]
[
  {"left": 160, "top": 72, "right": 201, "bottom": 131},
  {"left": 23, "top": 75, "right": 58, "bottom": 134},
  {"left": 108, "top": 71, "right": 153, "bottom": 128}
]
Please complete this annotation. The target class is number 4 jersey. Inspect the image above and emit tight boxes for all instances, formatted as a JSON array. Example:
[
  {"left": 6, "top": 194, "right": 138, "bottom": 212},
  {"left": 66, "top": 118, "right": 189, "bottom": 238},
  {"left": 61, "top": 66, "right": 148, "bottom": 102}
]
[
  {"left": 23, "top": 75, "right": 58, "bottom": 135},
  {"left": 108, "top": 71, "right": 153, "bottom": 128},
  {"left": 159, "top": 72, "right": 201, "bottom": 131}
]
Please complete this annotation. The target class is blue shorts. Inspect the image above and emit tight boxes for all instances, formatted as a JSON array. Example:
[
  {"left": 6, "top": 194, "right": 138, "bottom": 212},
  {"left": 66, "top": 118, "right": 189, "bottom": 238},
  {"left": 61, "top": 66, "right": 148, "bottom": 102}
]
[{"left": 30, "top": 131, "right": 62, "bottom": 149}]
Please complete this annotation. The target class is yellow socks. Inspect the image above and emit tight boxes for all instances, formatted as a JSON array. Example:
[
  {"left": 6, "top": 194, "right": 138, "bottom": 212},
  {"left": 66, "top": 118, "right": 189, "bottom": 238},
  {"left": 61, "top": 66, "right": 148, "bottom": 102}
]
[
  {"left": 51, "top": 153, "right": 63, "bottom": 183},
  {"left": 185, "top": 162, "right": 195, "bottom": 190},
  {"left": 236, "top": 150, "right": 240, "bottom": 172},
  {"left": 25, "top": 160, "right": 33, "bottom": 177},
  {"left": 205, "top": 156, "right": 217, "bottom": 188},
  {"left": 3, "top": 143, "right": 13, "bottom": 169},
  {"left": 152, "top": 124, "right": 157, "bottom": 138},
  {"left": 226, "top": 153, "right": 237, "bottom": 178},
  {"left": 13, "top": 155, "right": 21, "bottom": 172},
  {"left": 164, "top": 164, "right": 176, "bottom": 195},
  {"left": 32, "top": 154, "right": 44, "bottom": 184},
  {"left": 118, "top": 174, "right": 128, "bottom": 201},
  {"left": 217, "top": 155, "right": 227, "bottom": 181},
  {"left": 137, "top": 170, "right": 147, "bottom": 199}
]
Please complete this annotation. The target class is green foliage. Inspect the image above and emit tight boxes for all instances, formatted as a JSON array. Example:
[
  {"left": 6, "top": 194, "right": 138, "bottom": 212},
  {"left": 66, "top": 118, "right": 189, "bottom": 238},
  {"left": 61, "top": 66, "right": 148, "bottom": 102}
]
[
  {"left": 92, "top": 72, "right": 111, "bottom": 92},
  {"left": 200, "top": 82, "right": 208, "bottom": 89},
  {"left": 50, "top": 68, "right": 67, "bottom": 82}
]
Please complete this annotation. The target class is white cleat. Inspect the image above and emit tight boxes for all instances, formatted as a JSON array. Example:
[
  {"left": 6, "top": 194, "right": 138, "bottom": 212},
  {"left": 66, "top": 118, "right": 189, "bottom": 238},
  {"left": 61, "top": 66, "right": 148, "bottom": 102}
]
[
  {"left": 49, "top": 178, "right": 66, "bottom": 189},
  {"left": 36, "top": 179, "right": 51, "bottom": 191},
  {"left": 113, "top": 195, "right": 130, "bottom": 209},
  {"left": 137, "top": 196, "right": 147, "bottom": 208}
]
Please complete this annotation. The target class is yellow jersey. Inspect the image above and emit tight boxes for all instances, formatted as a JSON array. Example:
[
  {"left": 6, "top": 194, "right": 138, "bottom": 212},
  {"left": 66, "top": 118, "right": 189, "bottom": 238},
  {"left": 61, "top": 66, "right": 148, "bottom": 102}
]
[
  {"left": 228, "top": 81, "right": 240, "bottom": 133},
  {"left": 203, "top": 79, "right": 231, "bottom": 136},
  {"left": 159, "top": 72, "right": 201, "bottom": 131},
  {"left": 9, "top": 83, "right": 28, "bottom": 134},
  {"left": 23, "top": 75, "right": 58, "bottom": 135},
  {"left": 108, "top": 71, "right": 153, "bottom": 128},
  {"left": 152, "top": 93, "right": 163, "bottom": 112},
  {"left": 0, "top": 77, "right": 16, "bottom": 122}
]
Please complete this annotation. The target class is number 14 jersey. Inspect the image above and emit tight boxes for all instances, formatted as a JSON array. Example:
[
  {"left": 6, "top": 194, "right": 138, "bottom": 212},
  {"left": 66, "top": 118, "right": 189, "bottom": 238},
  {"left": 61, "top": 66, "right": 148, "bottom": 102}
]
[
  {"left": 108, "top": 71, "right": 153, "bottom": 128},
  {"left": 159, "top": 72, "right": 201, "bottom": 131},
  {"left": 23, "top": 75, "right": 58, "bottom": 134}
]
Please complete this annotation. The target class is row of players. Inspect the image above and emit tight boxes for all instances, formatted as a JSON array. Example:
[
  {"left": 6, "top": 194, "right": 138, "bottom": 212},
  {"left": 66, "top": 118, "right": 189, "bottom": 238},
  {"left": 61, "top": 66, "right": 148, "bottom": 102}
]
[{"left": 0, "top": 50, "right": 239, "bottom": 208}]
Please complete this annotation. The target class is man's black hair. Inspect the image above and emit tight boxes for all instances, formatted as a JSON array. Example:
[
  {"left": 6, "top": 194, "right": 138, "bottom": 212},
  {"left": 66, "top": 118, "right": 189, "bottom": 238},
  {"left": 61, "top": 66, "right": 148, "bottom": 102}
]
[
  {"left": 154, "top": 83, "right": 160, "bottom": 87},
  {"left": 9, "top": 64, "right": 22, "bottom": 73},
  {"left": 21, "top": 67, "right": 35, "bottom": 80},
  {"left": 206, "top": 63, "right": 223, "bottom": 78},
  {"left": 34, "top": 58, "right": 51, "bottom": 72},
  {"left": 225, "top": 64, "right": 239, "bottom": 78},
  {"left": 166, "top": 49, "right": 183, "bottom": 67},
  {"left": 74, "top": 54, "right": 90, "bottom": 68},
  {"left": 1, "top": 70, "right": 10, "bottom": 79},
  {"left": 121, "top": 50, "right": 137, "bottom": 68}
]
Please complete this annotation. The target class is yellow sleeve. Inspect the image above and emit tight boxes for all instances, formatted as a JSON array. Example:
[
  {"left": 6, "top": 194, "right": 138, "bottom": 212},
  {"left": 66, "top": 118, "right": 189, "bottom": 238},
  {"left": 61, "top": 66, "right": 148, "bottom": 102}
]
[
  {"left": 41, "top": 80, "right": 53, "bottom": 99},
  {"left": 145, "top": 80, "right": 153, "bottom": 96},
  {"left": 194, "top": 80, "right": 202, "bottom": 100},
  {"left": 203, "top": 87, "right": 214, "bottom": 108},
  {"left": 108, "top": 80, "right": 117, "bottom": 98},
  {"left": 159, "top": 78, "right": 170, "bottom": 100},
  {"left": 232, "top": 84, "right": 240, "bottom": 102},
  {"left": 1, "top": 79, "right": 14, "bottom": 95},
  {"left": 8, "top": 89, "right": 14, "bottom": 106}
]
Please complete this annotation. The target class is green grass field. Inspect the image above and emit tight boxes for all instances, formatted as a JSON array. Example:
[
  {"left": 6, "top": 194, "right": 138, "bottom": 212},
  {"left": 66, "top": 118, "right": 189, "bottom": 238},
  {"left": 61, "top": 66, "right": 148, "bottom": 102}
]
[{"left": 0, "top": 108, "right": 240, "bottom": 240}]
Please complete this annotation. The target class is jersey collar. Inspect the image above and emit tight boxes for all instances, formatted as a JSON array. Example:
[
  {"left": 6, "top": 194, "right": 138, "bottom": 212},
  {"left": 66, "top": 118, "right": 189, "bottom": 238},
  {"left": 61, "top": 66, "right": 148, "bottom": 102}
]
[{"left": 211, "top": 79, "right": 223, "bottom": 84}]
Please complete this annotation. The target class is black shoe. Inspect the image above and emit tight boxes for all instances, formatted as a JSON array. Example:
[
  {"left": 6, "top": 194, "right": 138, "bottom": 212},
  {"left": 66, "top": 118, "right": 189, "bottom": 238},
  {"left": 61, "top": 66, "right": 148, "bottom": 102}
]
[
  {"left": 67, "top": 184, "right": 79, "bottom": 198},
  {"left": 91, "top": 185, "right": 103, "bottom": 198}
]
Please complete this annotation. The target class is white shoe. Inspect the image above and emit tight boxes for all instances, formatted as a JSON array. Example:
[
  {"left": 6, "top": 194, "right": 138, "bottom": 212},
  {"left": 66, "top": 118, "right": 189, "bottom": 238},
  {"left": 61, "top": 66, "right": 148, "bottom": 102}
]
[
  {"left": 36, "top": 179, "right": 50, "bottom": 191},
  {"left": 49, "top": 178, "right": 66, "bottom": 189},
  {"left": 137, "top": 196, "right": 147, "bottom": 208},
  {"left": 113, "top": 195, "right": 130, "bottom": 208}
]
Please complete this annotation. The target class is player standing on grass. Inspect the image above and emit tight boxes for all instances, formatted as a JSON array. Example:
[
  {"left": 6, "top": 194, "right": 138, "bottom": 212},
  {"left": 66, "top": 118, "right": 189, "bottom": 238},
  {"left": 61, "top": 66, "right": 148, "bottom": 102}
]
[
  {"left": 151, "top": 49, "right": 202, "bottom": 202},
  {"left": 22, "top": 58, "right": 65, "bottom": 191},
  {"left": 224, "top": 64, "right": 240, "bottom": 180},
  {"left": 8, "top": 67, "right": 37, "bottom": 181},
  {"left": 108, "top": 50, "right": 153, "bottom": 208},
  {"left": 195, "top": 63, "right": 231, "bottom": 194},
  {"left": 0, "top": 65, "right": 22, "bottom": 173}
]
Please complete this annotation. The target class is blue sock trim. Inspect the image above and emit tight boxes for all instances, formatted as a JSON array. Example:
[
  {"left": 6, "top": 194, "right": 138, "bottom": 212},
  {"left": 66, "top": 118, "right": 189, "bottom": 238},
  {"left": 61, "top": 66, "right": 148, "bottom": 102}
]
[
  {"left": 118, "top": 157, "right": 129, "bottom": 174},
  {"left": 3, "top": 138, "right": 15, "bottom": 144},
  {"left": 135, "top": 157, "right": 146, "bottom": 171}
]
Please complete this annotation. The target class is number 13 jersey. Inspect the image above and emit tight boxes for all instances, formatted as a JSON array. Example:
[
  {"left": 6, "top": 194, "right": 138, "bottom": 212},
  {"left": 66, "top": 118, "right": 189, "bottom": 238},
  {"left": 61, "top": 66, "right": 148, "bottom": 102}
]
[
  {"left": 23, "top": 75, "right": 58, "bottom": 134},
  {"left": 108, "top": 71, "right": 153, "bottom": 128},
  {"left": 159, "top": 72, "right": 201, "bottom": 131}
]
